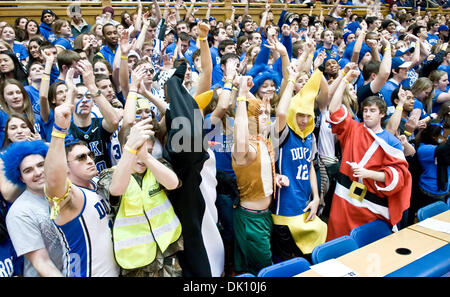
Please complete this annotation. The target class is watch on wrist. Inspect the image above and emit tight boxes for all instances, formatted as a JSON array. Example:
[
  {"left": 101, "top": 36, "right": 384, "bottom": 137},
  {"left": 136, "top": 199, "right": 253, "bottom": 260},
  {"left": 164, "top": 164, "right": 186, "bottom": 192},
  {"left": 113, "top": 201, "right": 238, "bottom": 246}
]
[{"left": 93, "top": 89, "right": 102, "bottom": 98}]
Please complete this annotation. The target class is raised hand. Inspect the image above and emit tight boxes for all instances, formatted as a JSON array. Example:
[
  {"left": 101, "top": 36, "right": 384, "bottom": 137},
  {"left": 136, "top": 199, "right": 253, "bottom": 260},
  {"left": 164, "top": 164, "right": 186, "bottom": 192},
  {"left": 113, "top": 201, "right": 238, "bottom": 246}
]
[
  {"left": 76, "top": 59, "right": 95, "bottom": 88},
  {"left": 130, "top": 64, "right": 147, "bottom": 88},
  {"left": 197, "top": 20, "right": 210, "bottom": 40},
  {"left": 119, "top": 30, "right": 136, "bottom": 56},
  {"left": 127, "top": 117, "right": 154, "bottom": 151},
  {"left": 54, "top": 100, "right": 74, "bottom": 131}
]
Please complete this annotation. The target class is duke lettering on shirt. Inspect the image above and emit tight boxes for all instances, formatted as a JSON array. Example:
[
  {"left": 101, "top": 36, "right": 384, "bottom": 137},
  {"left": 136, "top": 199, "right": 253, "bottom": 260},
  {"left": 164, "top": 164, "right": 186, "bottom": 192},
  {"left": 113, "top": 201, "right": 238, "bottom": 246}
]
[{"left": 290, "top": 147, "right": 312, "bottom": 162}]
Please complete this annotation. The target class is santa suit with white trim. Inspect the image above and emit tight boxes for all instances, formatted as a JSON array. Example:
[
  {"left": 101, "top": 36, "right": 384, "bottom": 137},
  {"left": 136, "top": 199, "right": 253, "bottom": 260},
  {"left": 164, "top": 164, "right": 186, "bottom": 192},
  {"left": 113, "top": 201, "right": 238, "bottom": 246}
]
[{"left": 326, "top": 105, "right": 412, "bottom": 241}]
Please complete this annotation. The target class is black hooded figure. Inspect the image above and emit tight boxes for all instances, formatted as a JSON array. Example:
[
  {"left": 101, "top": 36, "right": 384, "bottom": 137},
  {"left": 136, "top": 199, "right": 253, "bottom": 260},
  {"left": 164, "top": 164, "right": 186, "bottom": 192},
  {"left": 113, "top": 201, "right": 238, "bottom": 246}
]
[{"left": 163, "top": 62, "right": 224, "bottom": 277}]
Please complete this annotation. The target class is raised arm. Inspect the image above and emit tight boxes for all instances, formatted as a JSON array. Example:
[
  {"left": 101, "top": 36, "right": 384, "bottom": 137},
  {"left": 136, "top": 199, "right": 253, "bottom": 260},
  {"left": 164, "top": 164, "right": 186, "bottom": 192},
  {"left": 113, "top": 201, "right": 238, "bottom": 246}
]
[
  {"left": 44, "top": 101, "right": 73, "bottom": 214},
  {"left": 351, "top": 24, "right": 367, "bottom": 63},
  {"left": 232, "top": 76, "right": 252, "bottom": 165},
  {"left": 151, "top": 0, "right": 162, "bottom": 24},
  {"left": 386, "top": 86, "right": 406, "bottom": 135},
  {"left": 77, "top": 60, "right": 121, "bottom": 133},
  {"left": 121, "top": 65, "right": 147, "bottom": 131},
  {"left": 210, "top": 58, "right": 238, "bottom": 125},
  {"left": 184, "top": 0, "right": 196, "bottom": 22},
  {"left": 274, "top": 64, "right": 300, "bottom": 134},
  {"left": 109, "top": 118, "right": 154, "bottom": 196},
  {"left": 194, "top": 21, "right": 212, "bottom": 97},
  {"left": 135, "top": 11, "right": 151, "bottom": 55},
  {"left": 39, "top": 50, "right": 55, "bottom": 123},
  {"left": 137, "top": 139, "right": 179, "bottom": 190},
  {"left": 118, "top": 30, "right": 136, "bottom": 99},
  {"left": 370, "top": 36, "right": 391, "bottom": 94},
  {"left": 329, "top": 69, "right": 361, "bottom": 113}
]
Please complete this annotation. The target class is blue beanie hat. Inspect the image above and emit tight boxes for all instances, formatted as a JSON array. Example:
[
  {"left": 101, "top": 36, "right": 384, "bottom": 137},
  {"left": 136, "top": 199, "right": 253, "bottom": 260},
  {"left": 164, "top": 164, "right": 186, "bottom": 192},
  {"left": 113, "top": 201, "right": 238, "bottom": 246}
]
[
  {"left": 343, "top": 40, "right": 371, "bottom": 64},
  {"left": 1, "top": 140, "right": 49, "bottom": 188},
  {"left": 345, "top": 21, "right": 361, "bottom": 34},
  {"left": 250, "top": 68, "right": 282, "bottom": 94}
]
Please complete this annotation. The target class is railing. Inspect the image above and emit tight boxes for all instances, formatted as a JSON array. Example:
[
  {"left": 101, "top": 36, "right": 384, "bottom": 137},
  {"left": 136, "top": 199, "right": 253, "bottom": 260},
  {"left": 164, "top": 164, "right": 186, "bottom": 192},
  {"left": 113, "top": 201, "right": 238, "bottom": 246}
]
[{"left": 0, "top": 1, "right": 448, "bottom": 25}]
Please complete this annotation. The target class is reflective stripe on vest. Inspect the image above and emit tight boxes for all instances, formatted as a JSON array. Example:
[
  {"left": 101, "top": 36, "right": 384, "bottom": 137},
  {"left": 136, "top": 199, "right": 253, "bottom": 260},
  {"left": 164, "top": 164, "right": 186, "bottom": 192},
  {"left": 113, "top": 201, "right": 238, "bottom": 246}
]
[{"left": 112, "top": 169, "right": 182, "bottom": 269}]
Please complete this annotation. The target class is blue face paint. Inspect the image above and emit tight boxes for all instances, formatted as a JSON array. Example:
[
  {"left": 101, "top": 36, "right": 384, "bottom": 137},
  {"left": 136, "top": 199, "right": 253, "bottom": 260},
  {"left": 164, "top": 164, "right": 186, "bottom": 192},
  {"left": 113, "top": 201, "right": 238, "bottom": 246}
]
[{"left": 75, "top": 89, "right": 92, "bottom": 114}]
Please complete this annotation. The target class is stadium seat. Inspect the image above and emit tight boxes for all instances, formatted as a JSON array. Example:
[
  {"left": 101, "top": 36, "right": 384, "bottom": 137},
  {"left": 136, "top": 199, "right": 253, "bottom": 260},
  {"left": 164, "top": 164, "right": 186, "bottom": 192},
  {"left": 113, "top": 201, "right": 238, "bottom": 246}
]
[
  {"left": 350, "top": 220, "right": 393, "bottom": 248},
  {"left": 235, "top": 273, "right": 255, "bottom": 277},
  {"left": 311, "top": 235, "right": 359, "bottom": 265},
  {"left": 417, "top": 201, "right": 449, "bottom": 222},
  {"left": 256, "top": 257, "right": 311, "bottom": 277}
]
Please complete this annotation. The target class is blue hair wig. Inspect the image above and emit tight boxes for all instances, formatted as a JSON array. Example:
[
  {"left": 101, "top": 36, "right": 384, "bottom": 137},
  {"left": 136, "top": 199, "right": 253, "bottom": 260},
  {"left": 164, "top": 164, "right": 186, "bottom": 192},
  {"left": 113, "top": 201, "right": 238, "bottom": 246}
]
[
  {"left": 250, "top": 68, "right": 282, "bottom": 95},
  {"left": 0, "top": 140, "right": 49, "bottom": 187}
]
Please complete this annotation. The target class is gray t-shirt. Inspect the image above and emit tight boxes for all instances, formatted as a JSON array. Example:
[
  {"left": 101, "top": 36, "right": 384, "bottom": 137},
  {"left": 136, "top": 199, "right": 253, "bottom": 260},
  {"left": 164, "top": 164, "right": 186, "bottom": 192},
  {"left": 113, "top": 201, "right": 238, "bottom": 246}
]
[{"left": 5, "top": 190, "right": 66, "bottom": 277}]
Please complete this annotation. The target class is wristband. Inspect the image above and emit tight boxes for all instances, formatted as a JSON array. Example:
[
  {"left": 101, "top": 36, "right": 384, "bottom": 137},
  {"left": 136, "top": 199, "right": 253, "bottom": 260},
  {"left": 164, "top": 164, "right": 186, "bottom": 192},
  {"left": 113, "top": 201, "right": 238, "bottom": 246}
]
[
  {"left": 128, "top": 94, "right": 138, "bottom": 100},
  {"left": 198, "top": 36, "right": 206, "bottom": 41},
  {"left": 341, "top": 70, "right": 347, "bottom": 77},
  {"left": 53, "top": 123, "right": 68, "bottom": 133},
  {"left": 344, "top": 78, "right": 351, "bottom": 84},
  {"left": 121, "top": 55, "right": 128, "bottom": 60},
  {"left": 124, "top": 145, "right": 137, "bottom": 154},
  {"left": 51, "top": 131, "right": 67, "bottom": 139},
  {"left": 232, "top": 86, "right": 238, "bottom": 91},
  {"left": 223, "top": 87, "right": 233, "bottom": 92},
  {"left": 41, "top": 77, "right": 49, "bottom": 81},
  {"left": 237, "top": 96, "right": 247, "bottom": 102},
  {"left": 224, "top": 82, "right": 233, "bottom": 89},
  {"left": 404, "top": 131, "right": 412, "bottom": 136},
  {"left": 396, "top": 106, "right": 403, "bottom": 111}
]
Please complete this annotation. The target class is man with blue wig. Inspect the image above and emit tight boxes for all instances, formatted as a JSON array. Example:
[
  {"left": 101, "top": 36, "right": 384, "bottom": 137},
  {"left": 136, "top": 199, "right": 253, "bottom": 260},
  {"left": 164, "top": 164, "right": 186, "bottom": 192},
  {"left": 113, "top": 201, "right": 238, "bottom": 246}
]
[{"left": 1, "top": 140, "right": 66, "bottom": 277}]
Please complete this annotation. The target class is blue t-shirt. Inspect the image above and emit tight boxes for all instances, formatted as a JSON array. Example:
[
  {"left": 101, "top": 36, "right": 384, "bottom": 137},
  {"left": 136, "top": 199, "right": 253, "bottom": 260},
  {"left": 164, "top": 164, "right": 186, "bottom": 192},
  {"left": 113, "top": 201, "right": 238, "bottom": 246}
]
[
  {"left": 432, "top": 89, "right": 447, "bottom": 114},
  {"left": 210, "top": 47, "right": 220, "bottom": 70},
  {"left": 417, "top": 143, "right": 450, "bottom": 195},
  {"left": 97, "top": 45, "right": 118, "bottom": 68},
  {"left": 12, "top": 42, "right": 28, "bottom": 61},
  {"left": 53, "top": 36, "right": 74, "bottom": 51},
  {"left": 380, "top": 79, "right": 400, "bottom": 109},
  {"left": 314, "top": 45, "right": 339, "bottom": 61},
  {"left": 426, "top": 33, "right": 439, "bottom": 46},
  {"left": 0, "top": 198, "right": 24, "bottom": 277},
  {"left": 204, "top": 114, "right": 235, "bottom": 179},
  {"left": 437, "top": 64, "right": 450, "bottom": 79},
  {"left": 376, "top": 129, "right": 403, "bottom": 151},
  {"left": 24, "top": 85, "right": 41, "bottom": 121}
]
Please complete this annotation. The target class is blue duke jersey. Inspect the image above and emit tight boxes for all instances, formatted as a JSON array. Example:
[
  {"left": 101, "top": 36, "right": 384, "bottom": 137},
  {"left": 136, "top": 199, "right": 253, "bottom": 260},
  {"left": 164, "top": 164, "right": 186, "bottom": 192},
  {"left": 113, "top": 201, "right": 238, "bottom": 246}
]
[
  {"left": 69, "top": 118, "right": 113, "bottom": 173},
  {"left": 107, "top": 121, "right": 122, "bottom": 166},
  {"left": 55, "top": 180, "right": 119, "bottom": 277},
  {"left": 273, "top": 126, "right": 317, "bottom": 217}
]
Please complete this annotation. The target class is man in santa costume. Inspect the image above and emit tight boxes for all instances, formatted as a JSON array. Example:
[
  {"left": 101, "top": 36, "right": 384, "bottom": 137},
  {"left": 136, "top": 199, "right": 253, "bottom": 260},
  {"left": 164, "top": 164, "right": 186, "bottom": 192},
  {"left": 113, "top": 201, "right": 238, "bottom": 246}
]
[{"left": 326, "top": 68, "right": 412, "bottom": 241}]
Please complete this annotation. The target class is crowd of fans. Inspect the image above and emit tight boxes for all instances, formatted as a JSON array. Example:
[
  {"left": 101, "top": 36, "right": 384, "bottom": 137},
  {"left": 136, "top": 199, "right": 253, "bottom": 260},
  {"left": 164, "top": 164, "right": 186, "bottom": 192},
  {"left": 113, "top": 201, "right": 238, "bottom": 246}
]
[{"left": 0, "top": 0, "right": 449, "bottom": 277}]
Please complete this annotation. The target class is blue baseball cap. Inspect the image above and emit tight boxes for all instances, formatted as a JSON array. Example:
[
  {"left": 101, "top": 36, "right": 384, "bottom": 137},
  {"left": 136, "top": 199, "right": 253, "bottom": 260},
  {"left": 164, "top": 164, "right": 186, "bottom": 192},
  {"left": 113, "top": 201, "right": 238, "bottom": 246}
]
[
  {"left": 394, "top": 47, "right": 414, "bottom": 57},
  {"left": 391, "top": 57, "right": 411, "bottom": 70},
  {"left": 438, "top": 25, "right": 449, "bottom": 32}
]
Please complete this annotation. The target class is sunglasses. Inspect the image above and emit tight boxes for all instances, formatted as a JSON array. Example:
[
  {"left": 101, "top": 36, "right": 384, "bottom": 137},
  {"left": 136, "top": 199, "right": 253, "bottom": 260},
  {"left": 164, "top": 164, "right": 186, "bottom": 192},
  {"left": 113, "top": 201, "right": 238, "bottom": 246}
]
[
  {"left": 72, "top": 151, "right": 95, "bottom": 162},
  {"left": 145, "top": 68, "right": 155, "bottom": 74}
]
